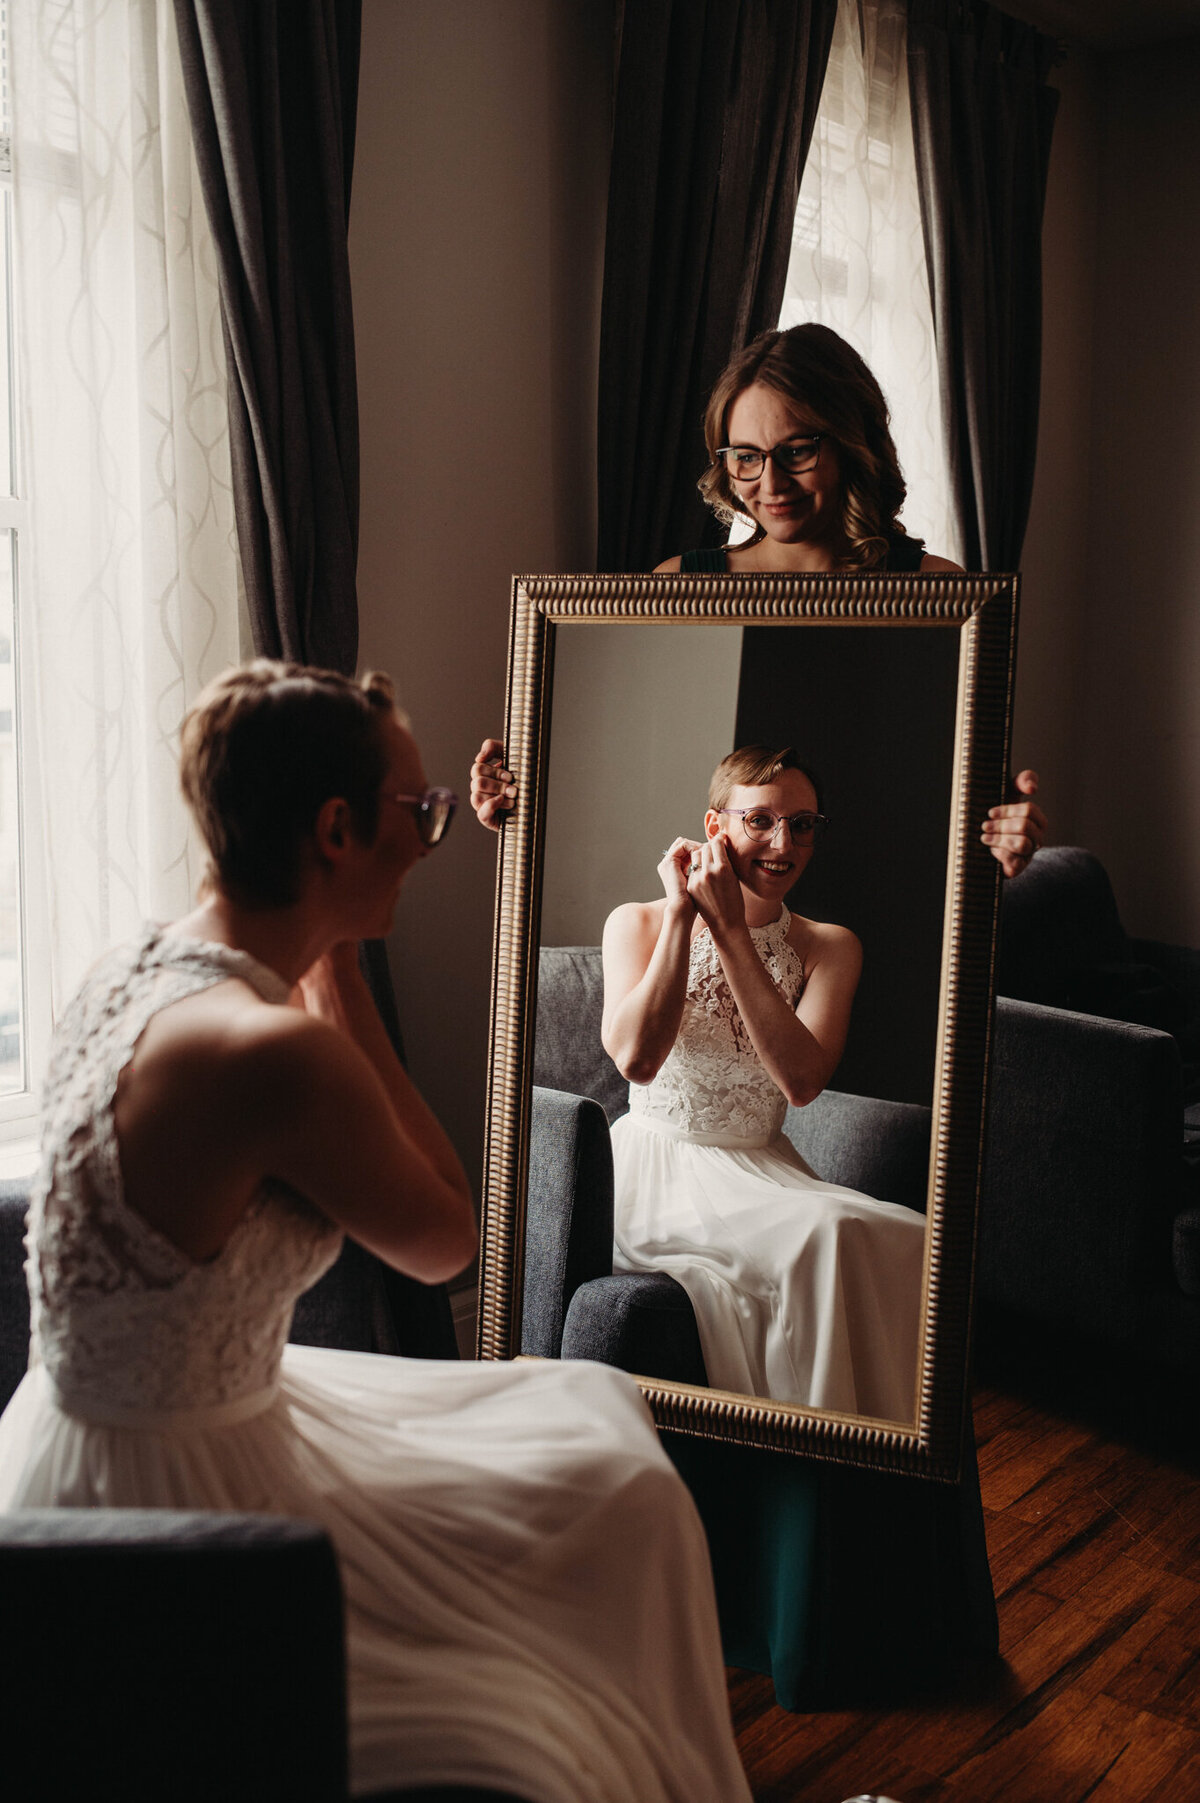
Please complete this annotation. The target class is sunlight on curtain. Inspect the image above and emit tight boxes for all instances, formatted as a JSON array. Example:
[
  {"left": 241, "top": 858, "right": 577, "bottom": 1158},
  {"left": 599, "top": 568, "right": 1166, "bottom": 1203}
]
[
  {"left": 779, "top": 0, "right": 961, "bottom": 565},
  {"left": 10, "top": 0, "right": 240, "bottom": 1022}
]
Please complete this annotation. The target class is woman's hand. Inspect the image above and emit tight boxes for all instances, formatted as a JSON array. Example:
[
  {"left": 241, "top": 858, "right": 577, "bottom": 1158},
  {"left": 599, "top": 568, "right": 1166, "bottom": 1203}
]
[
  {"left": 658, "top": 837, "right": 701, "bottom": 914},
  {"left": 982, "top": 769, "right": 1046, "bottom": 879},
  {"left": 470, "top": 738, "right": 517, "bottom": 830},
  {"left": 686, "top": 834, "right": 746, "bottom": 940}
]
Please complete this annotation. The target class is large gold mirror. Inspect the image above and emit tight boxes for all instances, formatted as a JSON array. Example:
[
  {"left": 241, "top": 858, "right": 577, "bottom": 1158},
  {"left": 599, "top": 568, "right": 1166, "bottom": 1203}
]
[{"left": 478, "top": 572, "right": 1017, "bottom": 1482}]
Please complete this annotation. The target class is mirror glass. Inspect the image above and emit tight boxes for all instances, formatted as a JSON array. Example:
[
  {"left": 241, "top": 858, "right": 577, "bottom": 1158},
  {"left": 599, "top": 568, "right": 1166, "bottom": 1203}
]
[
  {"left": 542, "top": 621, "right": 960, "bottom": 1110},
  {"left": 479, "top": 574, "right": 1017, "bottom": 1480}
]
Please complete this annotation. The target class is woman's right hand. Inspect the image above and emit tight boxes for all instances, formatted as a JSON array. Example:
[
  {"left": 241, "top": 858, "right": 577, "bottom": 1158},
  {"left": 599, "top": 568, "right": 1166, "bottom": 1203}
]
[
  {"left": 686, "top": 833, "right": 746, "bottom": 940},
  {"left": 470, "top": 738, "right": 517, "bottom": 830},
  {"left": 657, "top": 837, "right": 702, "bottom": 913}
]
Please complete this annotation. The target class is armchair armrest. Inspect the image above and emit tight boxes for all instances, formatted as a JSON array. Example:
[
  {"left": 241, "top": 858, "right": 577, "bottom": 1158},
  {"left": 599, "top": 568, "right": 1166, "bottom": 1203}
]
[
  {"left": 523, "top": 1087, "right": 615, "bottom": 1358},
  {"left": 978, "top": 997, "right": 1183, "bottom": 1342},
  {"left": 0, "top": 1511, "right": 347, "bottom": 1803},
  {"left": 783, "top": 1089, "right": 931, "bottom": 1214},
  {"left": 561, "top": 1272, "right": 708, "bottom": 1385}
]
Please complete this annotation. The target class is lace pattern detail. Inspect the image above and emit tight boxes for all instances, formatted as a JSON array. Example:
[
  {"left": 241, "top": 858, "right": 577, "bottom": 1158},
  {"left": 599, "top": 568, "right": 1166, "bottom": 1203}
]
[
  {"left": 629, "top": 909, "right": 806, "bottom": 1141},
  {"left": 27, "top": 926, "right": 342, "bottom": 1414}
]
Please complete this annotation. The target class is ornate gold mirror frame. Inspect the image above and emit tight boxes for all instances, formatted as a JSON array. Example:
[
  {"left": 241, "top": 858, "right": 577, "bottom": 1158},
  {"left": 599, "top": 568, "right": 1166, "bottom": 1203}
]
[{"left": 478, "top": 572, "right": 1018, "bottom": 1482}]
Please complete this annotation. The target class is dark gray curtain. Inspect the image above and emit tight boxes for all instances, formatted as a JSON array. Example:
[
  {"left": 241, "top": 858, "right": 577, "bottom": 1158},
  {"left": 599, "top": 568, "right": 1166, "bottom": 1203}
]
[
  {"left": 908, "top": 0, "right": 1060, "bottom": 572},
  {"left": 597, "top": 0, "right": 838, "bottom": 572},
  {"left": 174, "top": 1, "right": 457, "bottom": 1360},
  {"left": 172, "top": 0, "right": 361, "bottom": 672}
]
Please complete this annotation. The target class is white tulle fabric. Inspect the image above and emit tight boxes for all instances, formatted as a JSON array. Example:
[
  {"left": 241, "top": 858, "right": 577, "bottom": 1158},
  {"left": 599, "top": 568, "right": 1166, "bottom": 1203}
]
[
  {"left": 778, "top": 0, "right": 962, "bottom": 568},
  {"left": 0, "top": 929, "right": 750, "bottom": 1803},
  {"left": 612, "top": 909, "right": 924, "bottom": 1420}
]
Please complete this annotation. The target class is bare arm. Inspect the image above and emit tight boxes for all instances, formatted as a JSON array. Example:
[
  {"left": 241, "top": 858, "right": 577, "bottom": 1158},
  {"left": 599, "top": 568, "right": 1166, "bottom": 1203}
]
[
  {"left": 250, "top": 1007, "right": 478, "bottom": 1282},
  {"left": 114, "top": 974, "right": 477, "bottom": 1281},
  {"left": 296, "top": 944, "right": 469, "bottom": 1204},
  {"left": 688, "top": 835, "right": 861, "bottom": 1108},
  {"left": 600, "top": 839, "right": 700, "bottom": 1084}
]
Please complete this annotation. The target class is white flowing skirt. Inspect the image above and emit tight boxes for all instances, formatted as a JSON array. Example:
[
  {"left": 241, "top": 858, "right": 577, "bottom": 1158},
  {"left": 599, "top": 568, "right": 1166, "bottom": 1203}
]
[
  {"left": 611, "top": 1111, "right": 925, "bottom": 1420},
  {"left": 0, "top": 1345, "right": 749, "bottom": 1803}
]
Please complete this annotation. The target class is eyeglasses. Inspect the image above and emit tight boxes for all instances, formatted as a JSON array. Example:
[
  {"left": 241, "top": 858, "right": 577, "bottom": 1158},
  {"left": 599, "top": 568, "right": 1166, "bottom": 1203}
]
[
  {"left": 720, "top": 808, "right": 830, "bottom": 845},
  {"left": 715, "top": 436, "right": 826, "bottom": 481},
  {"left": 388, "top": 787, "right": 458, "bottom": 847}
]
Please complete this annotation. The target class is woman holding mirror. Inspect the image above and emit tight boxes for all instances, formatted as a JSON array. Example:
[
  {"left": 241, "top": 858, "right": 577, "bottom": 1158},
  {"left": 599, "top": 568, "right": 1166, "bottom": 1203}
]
[
  {"left": 472, "top": 322, "right": 1045, "bottom": 872},
  {"left": 601, "top": 741, "right": 925, "bottom": 1417}
]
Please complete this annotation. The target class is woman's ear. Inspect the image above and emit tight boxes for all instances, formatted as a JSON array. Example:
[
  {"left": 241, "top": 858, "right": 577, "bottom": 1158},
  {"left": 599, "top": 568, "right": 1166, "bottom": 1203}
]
[
  {"left": 703, "top": 809, "right": 723, "bottom": 841},
  {"left": 313, "top": 796, "right": 352, "bottom": 862}
]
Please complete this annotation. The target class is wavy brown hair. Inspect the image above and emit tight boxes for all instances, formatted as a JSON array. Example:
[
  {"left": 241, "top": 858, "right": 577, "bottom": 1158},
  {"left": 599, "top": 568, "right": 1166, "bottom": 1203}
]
[
  {"left": 180, "top": 659, "right": 399, "bottom": 907},
  {"left": 697, "top": 324, "right": 921, "bottom": 569}
]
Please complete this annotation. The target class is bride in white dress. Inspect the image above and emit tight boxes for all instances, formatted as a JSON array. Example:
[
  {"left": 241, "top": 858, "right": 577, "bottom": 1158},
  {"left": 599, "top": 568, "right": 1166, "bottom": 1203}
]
[
  {"left": 0, "top": 660, "right": 750, "bottom": 1803},
  {"left": 601, "top": 744, "right": 926, "bottom": 1421}
]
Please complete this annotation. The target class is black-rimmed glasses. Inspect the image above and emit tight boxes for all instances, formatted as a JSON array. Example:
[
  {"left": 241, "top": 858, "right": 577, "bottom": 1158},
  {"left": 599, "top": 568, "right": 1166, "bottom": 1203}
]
[
  {"left": 389, "top": 787, "right": 458, "bottom": 847},
  {"left": 720, "top": 808, "right": 830, "bottom": 845},
  {"left": 715, "top": 436, "right": 826, "bottom": 481}
]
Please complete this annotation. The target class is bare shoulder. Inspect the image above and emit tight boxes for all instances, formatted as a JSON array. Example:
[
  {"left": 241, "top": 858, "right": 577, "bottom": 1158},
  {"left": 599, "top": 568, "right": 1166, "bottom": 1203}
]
[
  {"left": 603, "top": 898, "right": 667, "bottom": 947},
  {"left": 787, "top": 913, "right": 862, "bottom": 973},
  {"left": 919, "top": 553, "right": 964, "bottom": 572},
  {"left": 132, "top": 979, "right": 343, "bottom": 1103},
  {"left": 653, "top": 554, "right": 683, "bottom": 573}
]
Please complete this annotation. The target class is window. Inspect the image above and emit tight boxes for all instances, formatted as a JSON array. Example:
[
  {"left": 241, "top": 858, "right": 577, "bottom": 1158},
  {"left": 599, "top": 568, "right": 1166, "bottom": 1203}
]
[
  {"left": 777, "top": 0, "right": 960, "bottom": 565},
  {"left": 0, "top": 10, "right": 42, "bottom": 1133}
]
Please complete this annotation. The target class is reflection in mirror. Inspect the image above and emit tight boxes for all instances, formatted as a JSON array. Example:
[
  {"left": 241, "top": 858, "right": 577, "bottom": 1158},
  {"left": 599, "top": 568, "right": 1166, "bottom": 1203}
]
[
  {"left": 537, "top": 623, "right": 958, "bottom": 1426},
  {"left": 543, "top": 623, "right": 959, "bottom": 1110},
  {"left": 480, "top": 575, "right": 1016, "bottom": 1481}
]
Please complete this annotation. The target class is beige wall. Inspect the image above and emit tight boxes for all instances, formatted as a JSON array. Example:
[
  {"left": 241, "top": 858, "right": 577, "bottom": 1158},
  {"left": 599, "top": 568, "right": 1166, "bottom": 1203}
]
[
  {"left": 541, "top": 625, "right": 744, "bottom": 946},
  {"left": 351, "top": 0, "right": 613, "bottom": 1194},
  {"left": 1019, "top": 37, "right": 1200, "bottom": 942}
]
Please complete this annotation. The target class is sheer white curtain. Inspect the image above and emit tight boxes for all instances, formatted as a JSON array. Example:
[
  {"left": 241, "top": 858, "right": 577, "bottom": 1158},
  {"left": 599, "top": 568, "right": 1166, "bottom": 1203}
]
[
  {"left": 779, "top": 0, "right": 961, "bottom": 564},
  {"left": 10, "top": 0, "right": 240, "bottom": 1025}
]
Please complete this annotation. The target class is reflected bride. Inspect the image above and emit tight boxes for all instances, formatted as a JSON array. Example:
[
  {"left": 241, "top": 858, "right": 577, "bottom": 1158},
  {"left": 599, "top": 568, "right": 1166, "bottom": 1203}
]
[{"left": 602, "top": 744, "right": 924, "bottom": 1418}]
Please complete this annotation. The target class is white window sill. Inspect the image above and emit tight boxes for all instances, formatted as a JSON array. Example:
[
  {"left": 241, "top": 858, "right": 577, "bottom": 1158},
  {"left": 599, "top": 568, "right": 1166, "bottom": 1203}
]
[{"left": 0, "top": 1134, "right": 38, "bottom": 1179}]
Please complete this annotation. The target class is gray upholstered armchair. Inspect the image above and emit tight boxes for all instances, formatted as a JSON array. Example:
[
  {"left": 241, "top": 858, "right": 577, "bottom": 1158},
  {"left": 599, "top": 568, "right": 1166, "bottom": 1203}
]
[
  {"left": 530, "top": 847, "right": 1200, "bottom": 1384},
  {"left": 528, "top": 947, "right": 931, "bottom": 1383},
  {"left": 979, "top": 846, "right": 1200, "bottom": 1371}
]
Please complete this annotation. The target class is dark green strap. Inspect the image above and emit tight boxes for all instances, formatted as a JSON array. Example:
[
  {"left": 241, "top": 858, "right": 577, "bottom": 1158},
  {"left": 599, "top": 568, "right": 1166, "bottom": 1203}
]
[{"left": 678, "top": 547, "right": 728, "bottom": 572}]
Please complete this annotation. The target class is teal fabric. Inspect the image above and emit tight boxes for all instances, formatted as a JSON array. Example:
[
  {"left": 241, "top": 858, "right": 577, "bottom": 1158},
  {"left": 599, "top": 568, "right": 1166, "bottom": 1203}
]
[
  {"left": 677, "top": 530, "right": 925, "bottom": 573},
  {"left": 662, "top": 1433, "right": 819, "bottom": 1704},
  {"left": 664, "top": 1426, "right": 998, "bottom": 1709}
]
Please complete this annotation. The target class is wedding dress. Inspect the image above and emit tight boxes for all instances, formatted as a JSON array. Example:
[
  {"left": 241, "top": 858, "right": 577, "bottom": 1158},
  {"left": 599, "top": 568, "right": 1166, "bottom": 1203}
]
[
  {"left": 0, "top": 925, "right": 750, "bottom": 1803},
  {"left": 611, "top": 906, "right": 925, "bottom": 1418}
]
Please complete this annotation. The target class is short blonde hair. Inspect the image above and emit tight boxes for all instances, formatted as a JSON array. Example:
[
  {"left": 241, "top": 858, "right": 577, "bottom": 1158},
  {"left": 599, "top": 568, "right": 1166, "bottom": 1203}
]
[
  {"left": 708, "top": 744, "right": 823, "bottom": 815},
  {"left": 180, "top": 659, "right": 398, "bottom": 907}
]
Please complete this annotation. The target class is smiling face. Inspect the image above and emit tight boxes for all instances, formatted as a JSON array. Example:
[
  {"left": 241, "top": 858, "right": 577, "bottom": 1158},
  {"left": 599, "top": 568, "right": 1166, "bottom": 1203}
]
[
  {"left": 723, "top": 382, "right": 847, "bottom": 563},
  {"left": 705, "top": 767, "right": 821, "bottom": 902}
]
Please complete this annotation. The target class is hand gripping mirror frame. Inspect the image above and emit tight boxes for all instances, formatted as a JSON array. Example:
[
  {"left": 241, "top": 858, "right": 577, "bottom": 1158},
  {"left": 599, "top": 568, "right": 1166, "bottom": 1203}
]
[{"left": 477, "top": 571, "right": 1018, "bottom": 1485}]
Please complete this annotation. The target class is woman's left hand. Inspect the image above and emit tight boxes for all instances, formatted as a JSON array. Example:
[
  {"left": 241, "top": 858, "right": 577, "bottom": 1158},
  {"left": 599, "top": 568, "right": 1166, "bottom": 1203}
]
[
  {"left": 982, "top": 768, "right": 1046, "bottom": 879},
  {"left": 686, "top": 834, "right": 746, "bottom": 938}
]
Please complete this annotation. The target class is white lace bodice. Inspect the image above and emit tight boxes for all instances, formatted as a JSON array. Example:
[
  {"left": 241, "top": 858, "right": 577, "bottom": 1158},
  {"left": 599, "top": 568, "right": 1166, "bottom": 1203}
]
[
  {"left": 26, "top": 925, "right": 343, "bottom": 1420},
  {"left": 628, "top": 907, "right": 806, "bottom": 1142}
]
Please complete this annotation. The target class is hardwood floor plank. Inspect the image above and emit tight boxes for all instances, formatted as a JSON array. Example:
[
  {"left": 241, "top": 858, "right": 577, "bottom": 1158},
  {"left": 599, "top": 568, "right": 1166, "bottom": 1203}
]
[
  {"left": 1073, "top": 1547, "right": 1200, "bottom": 1622},
  {"left": 729, "top": 1383, "right": 1200, "bottom": 1802},
  {"left": 945, "top": 1689, "right": 1139, "bottom": 1802},
  {"left": 1085, "top": 1711, "right": 1200, "bottom": 1800}
]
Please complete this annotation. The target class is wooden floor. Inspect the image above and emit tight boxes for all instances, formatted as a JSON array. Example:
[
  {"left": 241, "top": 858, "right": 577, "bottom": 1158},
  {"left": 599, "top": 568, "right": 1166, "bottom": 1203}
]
[{"left": 729, "top": 1318, "right": 1200, "bottom": 1801}]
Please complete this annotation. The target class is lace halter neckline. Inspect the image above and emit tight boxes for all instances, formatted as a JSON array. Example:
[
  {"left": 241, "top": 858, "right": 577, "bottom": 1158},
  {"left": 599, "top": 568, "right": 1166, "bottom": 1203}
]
[
  {"left": 146, "top": 925, "right": 295, "bottom": 1005},
  {"left": 632, "top": 904, "right": 806, "bottom": 1144}
]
